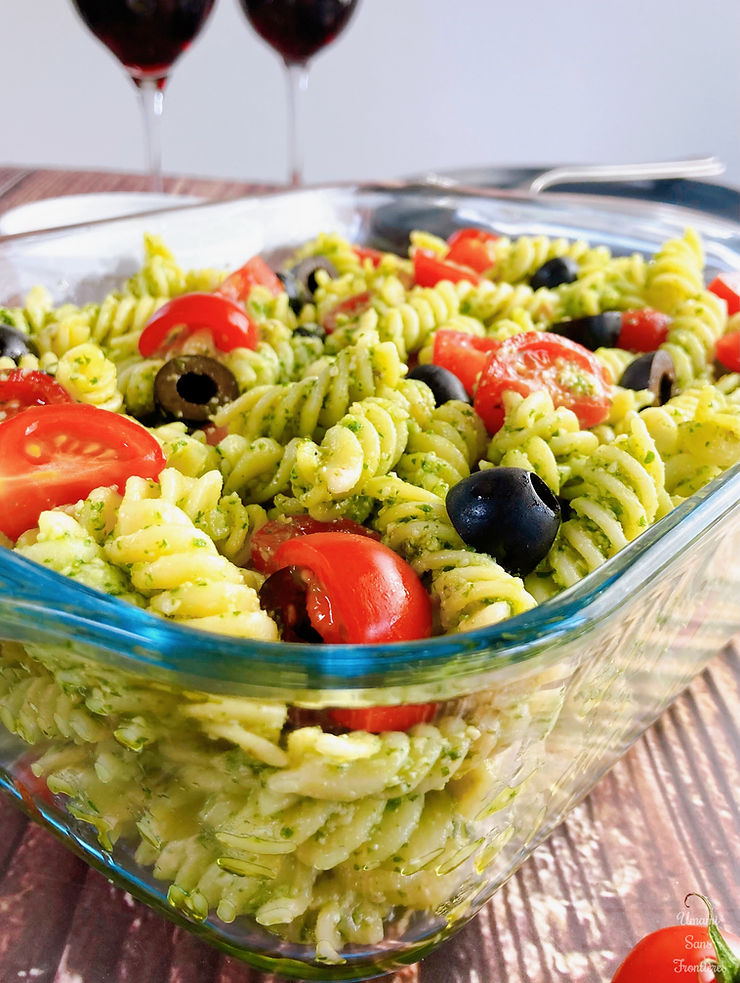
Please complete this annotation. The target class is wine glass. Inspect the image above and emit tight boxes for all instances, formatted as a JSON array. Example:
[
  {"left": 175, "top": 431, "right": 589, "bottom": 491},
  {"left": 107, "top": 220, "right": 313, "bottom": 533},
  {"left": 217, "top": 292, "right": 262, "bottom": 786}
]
[
  {"left": 70, "top": 0, "right": 216, "bottom": 192},
  {"left": 236, "top": 0, "right": 360, "bottom": 186}
]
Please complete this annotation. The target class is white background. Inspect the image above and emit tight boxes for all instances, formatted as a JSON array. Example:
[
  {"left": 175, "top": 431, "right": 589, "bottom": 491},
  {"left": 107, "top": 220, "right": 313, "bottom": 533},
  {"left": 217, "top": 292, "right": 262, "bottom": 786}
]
[{"left": 2, "top": 0, "right": 739, "bottom": 188}]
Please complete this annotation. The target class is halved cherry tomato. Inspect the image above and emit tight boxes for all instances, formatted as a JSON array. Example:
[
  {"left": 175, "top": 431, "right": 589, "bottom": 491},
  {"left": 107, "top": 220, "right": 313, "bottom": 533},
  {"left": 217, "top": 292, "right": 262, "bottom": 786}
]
[
  {"left": 269, "top": 532, "right": 433, "bottom": 644},
  {"left": 708, "top": 272, "right": 740, "bottom": 316},
  {"left": 413, "top": 249, "right": 482, "bottom": 288},
  {"left": 715, "top": 331, "right": 740, "bottom": 372},
  {"left": 352, "top": 245, "right": 384, "bottom": 267},
  {"left": 329, "top": 703, "right": 438, "bottom": 733},
  {"left": 474, "top": 332, "right": 612, "bottom": 433},
  {"left": 617, "top": 308, "right": 671, "bottom": 352},
  {"left": 446, "top": 227, "right": 499, "bottom": 273},
  {"left": 321, "top": 291, "right": 372, "bottom": 334},
  {"left": 432, "top": 329, "right": 502, "bottom": 396},
  {"left": 138, "top": 293, "right": 258, "bottom": 357},
  {"left": 250, "top": 515, "right": 379, "bottom": 575},
  {"left": 0, "top": 403, "right": 166, "bottom": 541},
  {"left": 216, "top": 255, "right": 283, "bottom": 302},
  {"left": 0, "top": 368, "right": 72, "bottom": 422}
]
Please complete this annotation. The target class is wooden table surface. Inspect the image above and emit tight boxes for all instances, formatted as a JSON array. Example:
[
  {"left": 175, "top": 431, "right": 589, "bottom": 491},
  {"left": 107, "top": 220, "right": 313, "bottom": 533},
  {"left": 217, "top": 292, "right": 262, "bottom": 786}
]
[{"left": 0, "top": 167, "right": 738, "bottom": 983}]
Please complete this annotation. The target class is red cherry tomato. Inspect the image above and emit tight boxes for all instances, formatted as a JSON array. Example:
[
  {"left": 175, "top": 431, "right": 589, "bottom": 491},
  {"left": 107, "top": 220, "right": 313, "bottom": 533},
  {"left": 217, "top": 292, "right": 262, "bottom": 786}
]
[
  {"left": 321, "top": 291, "right": 372, "bottom": 334},
  {"left": 0, "top": 403, "right": 166, "bottom": 541},
  {"left": 216, "top": 255, "right": 284, "bottom": 302},
  {"left": 708, "top": 272, "right": 740, "bottom": 316},
  {"left": 612, "top": 924, "right": 740, "bottom": 983},
  {"left": 0, "top": 368, "right": 72, "bottom": 422},
  {"left": 446, "top": 227, "right": 499, "bottom": 273},
  {"left": 715, "top": 331, "right": 740, "bottom": 372},
  {"left": 270, "top": 532, "right": 433, "bottom": 644},
  {"left": 432, "top": 329, "right": 502, "bottom": 396},
  {"left": 617, "top": 308, "right": 671, "bottom": 352},
  {"left": 250, "top": 515, "right": 379, "bottom": 575},
  {"left": 352, "top": 245, "right": 384, "bottom": 267},
  {"left": 329, "top": 702, "right": 438, "bottom": 733},
  {"left": 474, "top": 332, "right": 612, "bottom": 433},
  {"left": 413, "top": 249, "right": 482, "bottom": 288},
  {"left": 138, "top": 292, "right": 259, "bottom": 357}
]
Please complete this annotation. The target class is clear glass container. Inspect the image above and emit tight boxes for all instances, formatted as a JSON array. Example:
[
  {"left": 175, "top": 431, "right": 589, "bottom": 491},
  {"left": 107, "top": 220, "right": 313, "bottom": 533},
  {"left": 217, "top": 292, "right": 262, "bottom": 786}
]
[{"left": 1, "top": 185, "right": 739, "bottom": 980}]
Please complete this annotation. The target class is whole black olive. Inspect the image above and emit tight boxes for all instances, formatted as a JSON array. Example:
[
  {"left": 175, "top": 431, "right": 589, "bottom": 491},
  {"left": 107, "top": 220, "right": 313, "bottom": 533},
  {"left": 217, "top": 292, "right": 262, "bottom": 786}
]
[
  {"left": 0, "top": 324, "right": 38, "bottom": 362},
  {"left": 154, "top": 355, "right": 239, "bottom": 425},
  {"left": 259, "top": 566, "right": 323, "bottom": 643},
  {"left": 618, "top": 350, "right": 676, "bottom": 405},
  {"left": 407, "top": 363, "right": 471, "bottom": 406},
  {"left": 290, "top": 256, "right": 339, "bottom": 296},
  {"left": 277, "top": 269, "right": 304, "bottom": 313},
  {"left": 551, "top": 311, "right": 622, "bottom": 351},
  {"left": 446, "top": 467, "right": 561, "bottom": 577},
  {"left": 530, "top": 256, "right": 579, "bottom": 291}
]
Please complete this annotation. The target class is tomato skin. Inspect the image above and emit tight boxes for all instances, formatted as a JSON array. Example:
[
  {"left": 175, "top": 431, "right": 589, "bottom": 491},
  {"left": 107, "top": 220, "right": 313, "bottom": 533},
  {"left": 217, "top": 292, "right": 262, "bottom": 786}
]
[
  {"left": 352, "top": 245, "right": 384, "bottom": 267},
  {"left": 611, "top": 924, "right": 740, "bottom": 983},
  {"left": 0, "top": 404, "right": 166, "bottom": 541},
  {"left": 715, "top": 331, "right": 740, "bottom": 372},
  {"left": 0, "top": 368, "right": 72, "bottom": 421},
  {"left": 413, "top": 249, "right": 482, "bottom": 288},
  {"left": 708, "top": 272, "right": 740, "bottom": 316},
  {"left": 138, "top": 293, "right": 259, "bottom": 357},
  {"left": 617, "top": 308, "right": 671, "bottom": 352},
  {"left": 474, "top": 332, "right": 612, "bottom": 433},
  {"left": 270, "top": 532, "right": 433, "bottom": 644},
  {"left": 446, "top": 227, "right": 499, "bottom": 273},
  {"left": 250, "top": 515, "right": 378, "bottom": 575},
  {"left": 432, "top": 329, "right": 501, "bottom": 396},
  {"left": 329, "top": 703, "right": 438, "bottom": 733},
  {"left": 321, "top": 291, "right": 372, "bottom": 334},
  {"left": 216, "top": 255, "right": 283, "bottom": 302}
]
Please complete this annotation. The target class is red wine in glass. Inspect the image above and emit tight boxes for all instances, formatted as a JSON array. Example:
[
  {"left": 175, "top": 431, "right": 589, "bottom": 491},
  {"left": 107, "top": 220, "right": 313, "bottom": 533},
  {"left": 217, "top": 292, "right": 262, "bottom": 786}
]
[
  {"left": 71, "top": 0, "right": 216, "bottom": 190},
  {"left": 237, "top": 0, "right": 360, "bottom": 185}
]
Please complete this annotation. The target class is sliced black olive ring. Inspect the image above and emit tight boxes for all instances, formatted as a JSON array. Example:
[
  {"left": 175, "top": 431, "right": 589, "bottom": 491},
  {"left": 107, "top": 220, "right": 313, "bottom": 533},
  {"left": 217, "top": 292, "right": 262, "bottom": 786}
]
[
  {"left": 618, "top": 350, "right": 676, "bottom": 405},
  {"left": 154, "top": 355, "right": 239, "bottom": 425},
  {"left": 0, "top": 324, "right": 38, "bottom": 363},
  {"left": 407, "top": 363, "right": 471, "bottom": 406}
]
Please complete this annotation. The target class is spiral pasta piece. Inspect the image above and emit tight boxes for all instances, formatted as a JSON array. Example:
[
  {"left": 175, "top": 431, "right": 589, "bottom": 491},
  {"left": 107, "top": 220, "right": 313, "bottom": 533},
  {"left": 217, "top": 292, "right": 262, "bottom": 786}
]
[
  {"left": 644, "top": 227, "right": 704, "bottom": 313},
  {"left": 541, "top": 414, "right": 668, "bottom": 589},
  {"left": 55, "top": 342, "right": 123, "bottom": 412},
  {"left": 216, "top": 433, "right": 299, "bottom": 503},
  {"left": 396, "top": 399, "right": 488, "bottom": 496},
  {"left": 123, "top": 234, "right": 225, "bottom": 298},
  {"left": 660, "top": 289, "right": 727, "bottom": 387},
  {"left": 491, "top": 235, "right": 602, "bottom": 284},
  {"left": 486, "top": 391, "right": 599, "bottom": 494},
  {"left": 214, "top": 340, "right": 405, "bottom": 442},
  {"left": 372, "top": 280, "right": 463, "bottom": 359},
  {"left": 103, "top": 476, "right": 278, "bottom": 640}
]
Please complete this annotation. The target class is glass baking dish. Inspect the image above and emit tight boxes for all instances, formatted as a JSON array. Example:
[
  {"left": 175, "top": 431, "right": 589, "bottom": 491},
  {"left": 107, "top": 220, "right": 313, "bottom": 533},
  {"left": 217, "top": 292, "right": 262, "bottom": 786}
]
[{"left": 0, "top": 184, "right": 739, "bottom": 980}]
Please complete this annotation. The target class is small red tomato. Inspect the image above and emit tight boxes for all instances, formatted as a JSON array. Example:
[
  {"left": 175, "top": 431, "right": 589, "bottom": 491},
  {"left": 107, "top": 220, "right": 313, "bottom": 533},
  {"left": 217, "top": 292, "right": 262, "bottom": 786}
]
[
  {"left": 329, "top": 703, "right": 438, "bottom": 733},
  {"left": 249, "top": 515, "right": 378, "bottom": 575},
  {"left": 474, "top": 331, "right": 612, "bottom": 433},
  {"left": 708, "top": 272, "right": 740, "bottom": 316},
  {"left": 216, "top": 254, "right": 284, "bottom": 302},
  {"left": 618, "top": 308, "right": 671, "bottom": 352},
  {"left": 138, "top": 292, "right": 258, "bottom": 357},
  {"left": 321, "top": 291, "right": 372, "bottom": 333},
  {"left": 432, "top": 329, "right": 502, "bottom": 396},
  {"left": 268, "top": 532, "right": 433, "bottom": 644},
  {"left": 352, "top": 245, "right": 384, "bottom": 267},
  {"left": 446, "top": 227, "right": 499, "bottom": 273},
  {"left": 0, "top": 368, "right": 72, "bottom": 422},
  {"left": 413, "top": 249, "right": 482, "bottom": 288},
  {"left": 0, "top": 403, "right": 166, "bottom": 541},
  {"left": 715, "top": 331, "right": 740, "bottom": 373}
]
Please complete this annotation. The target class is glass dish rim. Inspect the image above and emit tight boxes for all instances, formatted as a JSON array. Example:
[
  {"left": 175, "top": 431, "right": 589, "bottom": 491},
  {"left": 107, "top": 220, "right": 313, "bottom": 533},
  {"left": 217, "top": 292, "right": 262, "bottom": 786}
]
[{"left": 1, "top": 180, "right": 739, "bottom": 693}]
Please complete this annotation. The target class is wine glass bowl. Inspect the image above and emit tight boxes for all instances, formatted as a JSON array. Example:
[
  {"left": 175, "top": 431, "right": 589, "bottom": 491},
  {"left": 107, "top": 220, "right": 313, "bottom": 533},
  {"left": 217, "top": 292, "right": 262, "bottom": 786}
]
[
  {"left": 236, "top": 0, "right": 360, "bottom": 186},
  {"left": 71, "top": 0, "right": 216, "bottom": 191}
]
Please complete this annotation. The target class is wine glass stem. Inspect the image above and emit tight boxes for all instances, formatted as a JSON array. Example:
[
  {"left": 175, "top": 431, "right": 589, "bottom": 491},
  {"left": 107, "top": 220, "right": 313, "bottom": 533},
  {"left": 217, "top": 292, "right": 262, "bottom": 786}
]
[
  {"left": 134, "top": 76, "right": 167, "bottom": 193},
  {"left": 285, "top": 60, "right": 310, "bottom": 188}
]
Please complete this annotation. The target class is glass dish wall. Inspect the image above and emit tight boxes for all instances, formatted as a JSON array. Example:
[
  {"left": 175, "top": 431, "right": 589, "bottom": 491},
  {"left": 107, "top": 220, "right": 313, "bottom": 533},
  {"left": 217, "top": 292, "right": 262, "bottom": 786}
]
[{"left": 0, "top": 185, "right": 739, "bottom": 979}]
